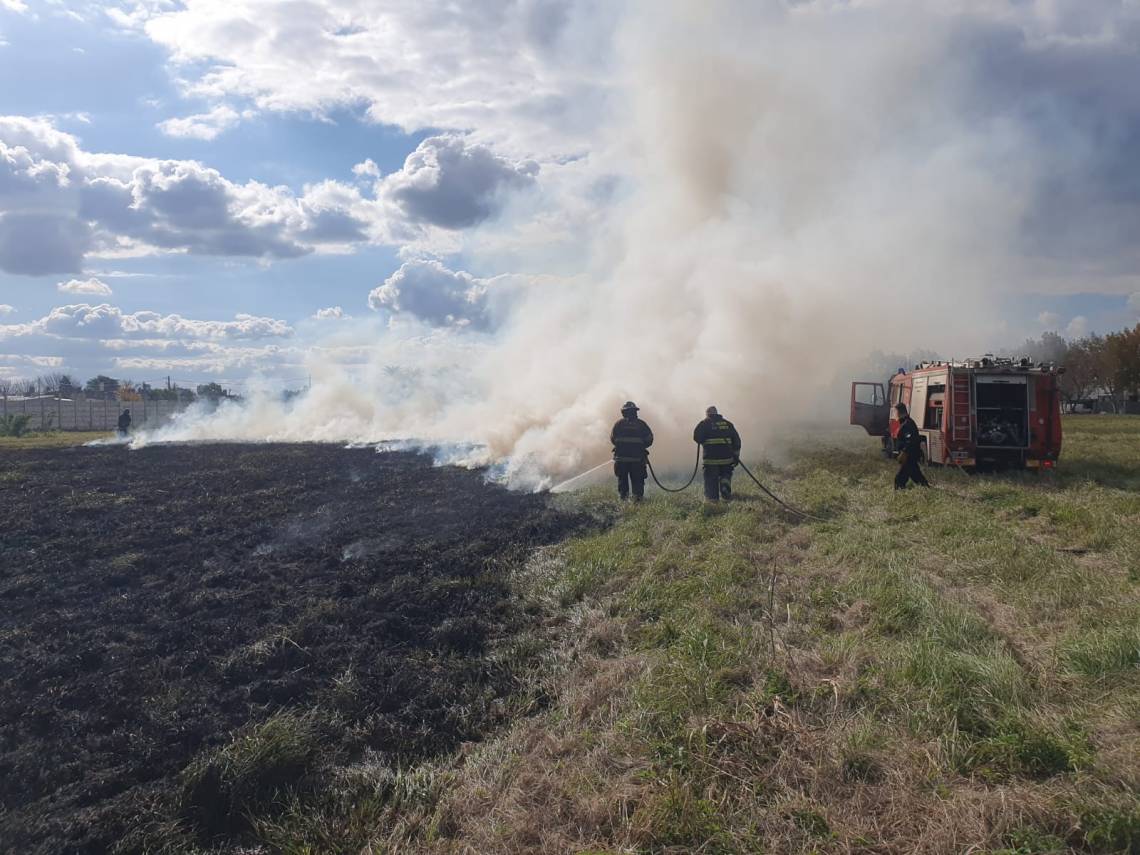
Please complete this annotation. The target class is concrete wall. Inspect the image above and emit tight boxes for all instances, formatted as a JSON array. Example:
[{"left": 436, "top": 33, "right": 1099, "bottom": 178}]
[{"left": 1, "top": 396, "right": 191, "bottom": 432}]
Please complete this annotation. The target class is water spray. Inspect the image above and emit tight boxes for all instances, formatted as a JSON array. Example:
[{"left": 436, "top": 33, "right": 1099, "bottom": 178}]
[{"left": 549, "top": 459, "right": 611, "bottom": 493}]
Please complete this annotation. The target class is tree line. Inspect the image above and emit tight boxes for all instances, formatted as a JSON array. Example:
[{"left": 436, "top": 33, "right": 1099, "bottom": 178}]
[
  {"left": 1016, "top": 322, "right": 1140, "bottom": 412},
  {"left": 0, "top": 373, "right": 233, "bottom": 402}
]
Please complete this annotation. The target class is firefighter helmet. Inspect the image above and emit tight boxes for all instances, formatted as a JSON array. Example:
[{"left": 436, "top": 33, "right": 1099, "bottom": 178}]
[
  {"left": 706, "top": 405, "right": 719, "bottom": 416},
  {"left": 621, "top": 401, "right": 639, "bottom": 413}
]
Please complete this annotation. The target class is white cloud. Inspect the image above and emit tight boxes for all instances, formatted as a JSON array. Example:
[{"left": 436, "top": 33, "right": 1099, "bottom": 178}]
[
  {"left": 369, "top": 259, "right": 490, "bottom": 329},
  {"left": 157, "top": 105, "right": 241, "bottom": 141},
  {"left": 1129, "top": 292, "right": 1140, "bottom": 315},
  {"left": 1037, "top": 311, "right": 1060, "bottom": 329},
  {"left": 378, "top": 135, "right": 538, "bottom": 229},
  {"left": 0, "top": 303, "right": 293, "bottom": 341},
  {"left": 0, "top": 116, "right": 357, "bottom": 273},
  {"left": 1065, "top": 315, "right": 1089, "bottom": 338},
  {"left": 0, "top": 116, "right": 538, "bottom": 275},
  {"left": 0, "top": 303, "right": 12, "bottom": 315},
  {"left": 312, "top": 306, "right": 347, "bottom": 320},
  {"left": 57, "top": 276, "right": 112, "bottom": 296},
  {"left": 0, "top": 0, "right": 29, "bottom": 14},
  {"left": 352, "top": 159, "right": 379, "bottom": 179},
  {"left": 130, "top": 0, "right": 619, "bottom": 156}
]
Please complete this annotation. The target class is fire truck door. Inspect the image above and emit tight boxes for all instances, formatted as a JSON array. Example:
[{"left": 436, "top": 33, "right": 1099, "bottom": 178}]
[{"left": 850, "top": 381, "right": 889, "bottom": 436}]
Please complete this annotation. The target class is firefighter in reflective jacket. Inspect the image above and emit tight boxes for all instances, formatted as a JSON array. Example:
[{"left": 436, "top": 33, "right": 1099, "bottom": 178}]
[
  {"left": 610, "top": 401, "right": 654, "bottom": 501},
  {"left": 894, "top": 403, "right": 930, "bottom": 490},
  {"left": 693, "top": 406, "right": 741, "bottom": 501}
]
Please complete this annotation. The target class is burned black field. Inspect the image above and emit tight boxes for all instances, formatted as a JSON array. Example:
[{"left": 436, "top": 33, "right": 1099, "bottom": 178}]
[{"left": 0, "top": 443, "right": 590, "bottom": 854}]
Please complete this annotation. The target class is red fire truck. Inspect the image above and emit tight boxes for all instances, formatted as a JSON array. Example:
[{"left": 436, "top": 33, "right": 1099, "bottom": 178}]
[{"left": 850, "top": 356, "right": 1064, "bottom": 470}]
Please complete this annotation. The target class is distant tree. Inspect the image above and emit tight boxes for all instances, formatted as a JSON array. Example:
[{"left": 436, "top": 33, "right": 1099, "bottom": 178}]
[
  {"left": 196, "top": 382, "right": 225, "bottom": 401},
  {"left": 38, "top": 373, "right": 72, "bottom": 394},
  {"left": 85, "top": 375, "right": 120, "bottom": 398},
  {"left": 1059, "top": 338, "right": 1100, "bottom": 409},
  {"left": 1100, "top": 325, "right": 1140, "bottom": 410},
  {"left": 0, "top": 377, "right": 16, "bottom": 397},
  {"left": 1113, "top": 323, "right": 1140, "bottom": 401},
  {"left": 118, "top": 380, "right": 141, "bottom": 402}
]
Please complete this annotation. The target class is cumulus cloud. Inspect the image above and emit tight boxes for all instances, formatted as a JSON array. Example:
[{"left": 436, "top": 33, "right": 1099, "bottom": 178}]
[
  {"left": 1129, "top": 292, "right": 1140, "bottom": 315},
  {"left": 57, "top": 276, "right": 112, "bottom": 296},
  {"left": 1037, "top": 311, "right": 1060, "bottom": 329},
  {"left": 1065, "top": 316, "right": 1090, "bottom": 338},
  {"left": 0, "top": 300, "right": 300, "bottom": 383},
  {"left": 0, "top": 116, "right": 352, "bottom": 273},
  {"left": 157, "top": 105, "right": 242, "bottom": 141},
  {"left": 0, "top": 117, "right": 538, "bottom": 275},
  {"left": 0, "top": 213, "right": 92, "bottom": 276},
  {"left": 0, "top": 304, "right": 13, "bottom": 315},
  {"left": 379, "top": 135, "right": 538, "bottom": 229},
  {"left": 368, "top": 259, "right": 490, "bottom": 329},
  {"left": 313, "top": 306, "right": 348, "bottom": 320},
  {"left": 352, "top": 159, "right": 379, "bottom": 179},
  {"left": 128, "top": 0, "right": 620, "bottom": 155},
  {"left": 0, "top": 303, "right": 293, "bottom": 341}
]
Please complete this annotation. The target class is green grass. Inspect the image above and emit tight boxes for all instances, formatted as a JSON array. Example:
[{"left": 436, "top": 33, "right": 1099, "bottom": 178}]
[
  {"left": 0, "top": 430, "right": 113, "bottom": 448},
  {"left": 385, "top": 415, "right": 1140, "bottom": 854}
]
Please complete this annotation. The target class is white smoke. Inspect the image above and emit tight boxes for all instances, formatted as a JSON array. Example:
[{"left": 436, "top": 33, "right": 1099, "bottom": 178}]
[{"left": 144, "top": 1, "right": 1121, "bottom": 486}]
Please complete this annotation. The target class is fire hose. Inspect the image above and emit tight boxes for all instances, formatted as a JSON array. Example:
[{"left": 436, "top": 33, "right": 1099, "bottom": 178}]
[
  {"left": 732, "top": 457, "right": 827, "bottom": 522},
  {"left": 553, "top": 450, "right": 825, "bottom": 522},
  {"left": 646, "top": 447, "right": 701, "bottom": 493},
  {"left": 647, "top": 449, "right": 825, "bottom": 521}
]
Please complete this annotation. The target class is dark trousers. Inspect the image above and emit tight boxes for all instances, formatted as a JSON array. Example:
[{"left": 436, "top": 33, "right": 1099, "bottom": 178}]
[
  {"left": 894, "top": 453, "right": 929, "bottom": 489},
  {"left": 703, "top": 464, "right": 734, "bottom": 500},
  {"left": 615, "top": 461, "right": 647, "bottom": 499}
]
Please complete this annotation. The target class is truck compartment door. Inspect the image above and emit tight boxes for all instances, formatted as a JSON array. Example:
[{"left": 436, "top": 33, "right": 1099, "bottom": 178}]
[{"left": 850, "top": 381, "right": 889, "bottom": 436}]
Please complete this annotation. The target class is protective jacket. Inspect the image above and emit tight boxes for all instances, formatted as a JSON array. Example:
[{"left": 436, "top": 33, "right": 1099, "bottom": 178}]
[
  {"left": 897, "top": 416, "right": 922, "bottom": 455},
  {"left": 610, "top": 417, "right": 654, "bottom": 462},
  {"left": 117, "top": 411, "right": 131, "bottom": 432},
  {"left": 693, "top": 416, "right": 741, "bottom": 465}
]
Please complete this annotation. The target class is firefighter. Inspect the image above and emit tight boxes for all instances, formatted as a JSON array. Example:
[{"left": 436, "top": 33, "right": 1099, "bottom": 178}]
[
  {"left": 693, "top": 406, "right": 741, "bottom": 501},
  {"left": 893, "top": 403, "right": 930, "bottom": 490},
  {"left": 117, "top": 408, "right": 132, "bottom": 436},
  {"left": 610, "top": 401, "right": 653, "bottom": 501}
]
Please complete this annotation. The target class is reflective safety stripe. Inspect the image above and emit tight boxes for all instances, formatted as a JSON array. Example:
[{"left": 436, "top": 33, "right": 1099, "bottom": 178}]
[
  {"left": 614, "top": 437, "right": 645, "bottom": 444},
  {"left": 703, "top": 457, "right": 735, "bottom": 465},
  {"left": 703, "top": 437, "right": 733, "bottom": 445},
  {"left": 615, "top": 456, "right": 645, "bottom": 463}
]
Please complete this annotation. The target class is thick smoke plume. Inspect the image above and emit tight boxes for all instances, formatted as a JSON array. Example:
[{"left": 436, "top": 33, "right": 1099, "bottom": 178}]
[{"left": 146, "top": 2, "right": 1112, "bottom": 486}]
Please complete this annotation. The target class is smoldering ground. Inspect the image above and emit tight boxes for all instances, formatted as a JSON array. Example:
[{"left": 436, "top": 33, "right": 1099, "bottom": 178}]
[{"left": 140, "top": 2, "right": 1140, "bottom": 485}]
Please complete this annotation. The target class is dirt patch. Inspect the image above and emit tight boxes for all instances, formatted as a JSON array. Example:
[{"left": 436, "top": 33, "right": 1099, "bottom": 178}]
[{"left": 0, "top": 443, "right": 591, "bottom": 854}]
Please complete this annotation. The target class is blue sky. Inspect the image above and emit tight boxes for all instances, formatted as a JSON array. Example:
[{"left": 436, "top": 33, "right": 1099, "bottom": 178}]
[{"left": 1, "top": 0, "right": 1139, "bottom": 397}]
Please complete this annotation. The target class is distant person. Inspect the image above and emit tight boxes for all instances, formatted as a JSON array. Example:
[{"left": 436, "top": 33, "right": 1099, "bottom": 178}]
[
  {"left": 693, "top": 406, "right": 741, "bottom": 501},
  {"left": 894, "top": 403, "right": 929, "bottom": 490},
  {"left": 117, "top": 408, "right": 131, "bottom": 437},
  {"left": 610, "top": 401, "right": 653, "bottom": 501}
]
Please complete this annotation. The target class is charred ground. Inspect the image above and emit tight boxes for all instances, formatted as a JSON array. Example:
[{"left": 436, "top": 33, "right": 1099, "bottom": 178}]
[{"left": 0, "top": 443, "right": 592, "bottom": 854}]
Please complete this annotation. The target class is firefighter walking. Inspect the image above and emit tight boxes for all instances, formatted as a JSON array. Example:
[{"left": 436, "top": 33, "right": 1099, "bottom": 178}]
[
  {"left": 610, "top": 401, "right": 654, "bottom": 501},
  {"left": 693, "top": 406, "right": 741, "bottom": 501},
  {"left": 894, "top": 403, "right": 930, "bottom": 489}
]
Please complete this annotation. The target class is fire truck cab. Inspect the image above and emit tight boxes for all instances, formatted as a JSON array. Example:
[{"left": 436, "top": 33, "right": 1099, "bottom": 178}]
[{"left": 850, "top": 356, "right": 1063, "bottom": 470}]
